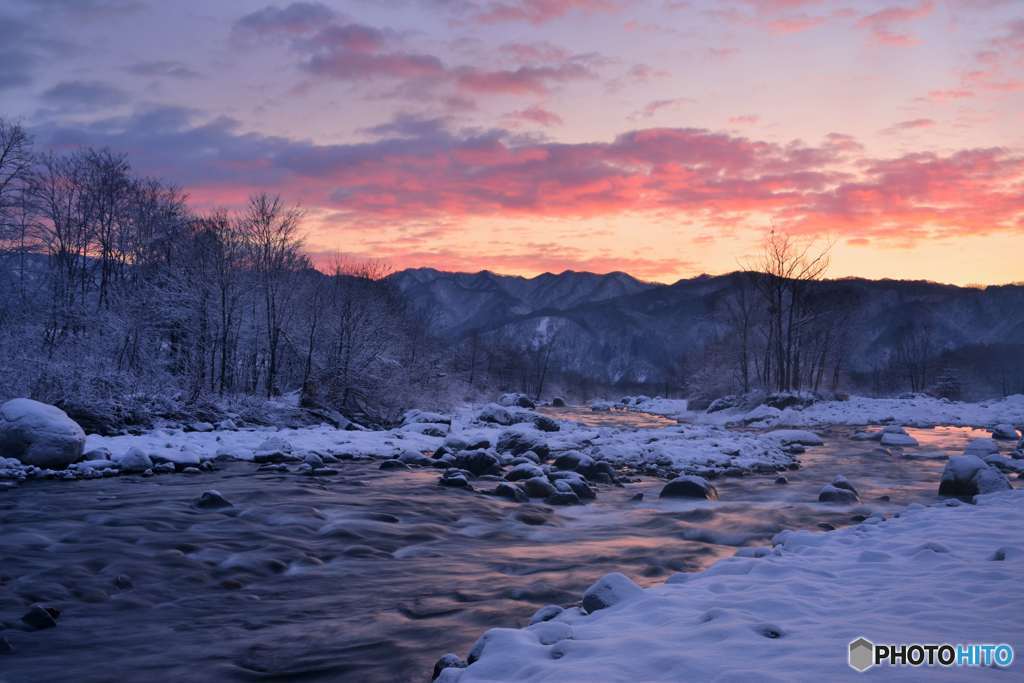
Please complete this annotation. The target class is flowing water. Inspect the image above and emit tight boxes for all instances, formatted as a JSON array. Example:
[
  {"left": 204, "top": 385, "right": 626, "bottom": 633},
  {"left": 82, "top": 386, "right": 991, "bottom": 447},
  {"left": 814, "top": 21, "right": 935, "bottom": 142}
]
[{"left": 0, "top": 415, "right": 1015, "bottom": 683}]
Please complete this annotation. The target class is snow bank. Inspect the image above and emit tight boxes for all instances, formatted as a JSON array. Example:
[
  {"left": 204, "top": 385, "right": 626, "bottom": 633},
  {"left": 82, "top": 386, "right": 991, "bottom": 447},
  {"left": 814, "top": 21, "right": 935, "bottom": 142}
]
[
  {"left": 73, "top": 405, "right": 800, "bottom": 480},
  {"left": 440, "top": 490, "right": 1024, "bottom": 682},
  {"left": 639, "top": 394, "right": 1024, "bottom": 431}
]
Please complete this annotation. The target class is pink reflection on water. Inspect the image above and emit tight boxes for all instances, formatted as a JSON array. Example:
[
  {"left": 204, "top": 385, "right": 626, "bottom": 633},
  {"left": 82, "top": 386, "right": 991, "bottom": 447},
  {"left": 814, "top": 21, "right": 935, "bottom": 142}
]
[{"left": 537, "top": 406, "right": 677, "bottom": 429}]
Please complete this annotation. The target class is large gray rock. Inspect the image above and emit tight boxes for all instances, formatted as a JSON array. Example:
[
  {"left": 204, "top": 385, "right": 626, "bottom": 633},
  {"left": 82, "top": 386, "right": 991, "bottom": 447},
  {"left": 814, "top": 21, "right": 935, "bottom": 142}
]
[{"left": 0, "top": 398, "right": 86, "bottom": 469}]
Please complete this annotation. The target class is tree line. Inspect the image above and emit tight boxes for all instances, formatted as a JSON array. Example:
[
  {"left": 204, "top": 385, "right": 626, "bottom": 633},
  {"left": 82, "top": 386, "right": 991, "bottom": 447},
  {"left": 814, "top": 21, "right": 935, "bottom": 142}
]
[{"left": 0, "top": 117, "right": 446, "bottom": 428}]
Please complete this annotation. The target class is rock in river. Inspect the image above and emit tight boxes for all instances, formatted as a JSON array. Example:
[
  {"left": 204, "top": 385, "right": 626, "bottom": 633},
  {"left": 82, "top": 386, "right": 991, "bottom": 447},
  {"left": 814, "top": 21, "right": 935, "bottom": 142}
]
[
  {"left": 0, "top": 398, "right": 86, "bottom": 469},
  {"left": 659, "top": 475, "right": 719, "bottom": 500}
]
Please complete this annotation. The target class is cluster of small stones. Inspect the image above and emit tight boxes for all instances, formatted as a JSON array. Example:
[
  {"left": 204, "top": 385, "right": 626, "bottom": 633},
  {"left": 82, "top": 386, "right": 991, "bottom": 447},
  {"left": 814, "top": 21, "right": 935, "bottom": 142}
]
[
  {"left": 422, "top": 427, "right": 612, "bottom": 507},
  {"left": 0, "top": 453, "right": 218, "bottom": 484}
]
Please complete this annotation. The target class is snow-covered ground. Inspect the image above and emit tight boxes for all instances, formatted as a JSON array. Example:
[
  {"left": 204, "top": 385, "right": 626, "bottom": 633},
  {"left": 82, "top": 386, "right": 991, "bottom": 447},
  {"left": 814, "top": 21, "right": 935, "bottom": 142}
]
[
  {"left": 0, "top": 404, "right": 803, "bottom": 480},
  {"left": 438, "top": 490, "right": 1024, "bottom": 682},
  {"left": 632, "top": 394, "right": 1024, "bottom": 431}
]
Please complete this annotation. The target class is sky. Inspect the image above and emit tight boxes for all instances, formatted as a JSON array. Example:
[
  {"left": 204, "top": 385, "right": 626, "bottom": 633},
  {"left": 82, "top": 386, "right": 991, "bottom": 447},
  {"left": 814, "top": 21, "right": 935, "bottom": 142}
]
[{"left": 1, "top": 0, "right": 1022, "bottom": 285}]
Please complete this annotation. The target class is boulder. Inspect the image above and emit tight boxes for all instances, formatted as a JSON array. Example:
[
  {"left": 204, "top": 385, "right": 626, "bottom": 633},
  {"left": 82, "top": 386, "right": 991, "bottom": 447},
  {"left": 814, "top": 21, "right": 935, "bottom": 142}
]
[
  {"left": 523, "top": 476, "right": 556, "bottom": 498},
  {"left": 496, "top": 431, "right": 549, "bottom": 459},
  {"left": 529, "top": 604, "right": 564, "bottom": 625},
  {"left": 551, "top": 397, "right": 567, "bottom": 408},
  {"left": 880, "top": 430, "right": 918, "bottom": 447},
  {"left": 432, "top": 653, "right": 467, "bottom": 681},
  {"left": 766, "top": 429, "right": 823, "bottom": 446},
  {"left": 493, "top": 482, "right": 529, "bottom": 502},
  {"left": 818, "top": 481, "right": 860, "bottom": 504},
  {"left": 402, "top": 409, "right": 452, "bottom": 427},
  {"left": 991, "top": 424, "right": 1020, "bottom": 441},
  {"left": 545, "top": 490, "right": 581, "bottom": 505},
  {"left": 0, "top": 398, "right": 86, "bottom": 469},
  {"left": 581, "top": 572, "right": 643, "bottom": 613},
  {"left": 506, "top": 462, "right": 545, "bottom": 481},
  {"left": 117, "top": 447, "right": 153, "bottom": 473},
  {"left": 477, "top": 404, "right": 513, "bottom": 426},
  {"left": 938, "top": 454, "right": 1012, "bottom": 497},
  {"left": 195, "top": 490, "right": 232, "bottom": 509},
  {"left": 532, "top": 415, "right": 560, "bottom": 432},
  {"left": 439, "top": 469, "right": 472, "bottom": 489},
  {"left": 253, "top": 436, "right": 294, "bottom": 463},
  {"left": 659, "top": 475, "right": 719, "bottom": 500},
  {"left": 454, "top": 450, "right": 501, "bottom": 476}
]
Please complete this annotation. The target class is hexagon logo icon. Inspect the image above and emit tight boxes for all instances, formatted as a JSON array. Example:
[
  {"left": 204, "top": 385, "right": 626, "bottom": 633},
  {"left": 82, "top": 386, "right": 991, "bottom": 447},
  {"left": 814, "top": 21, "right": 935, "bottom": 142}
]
[{"left": 849, "top": 637, "right": 875, "bottom": 672}]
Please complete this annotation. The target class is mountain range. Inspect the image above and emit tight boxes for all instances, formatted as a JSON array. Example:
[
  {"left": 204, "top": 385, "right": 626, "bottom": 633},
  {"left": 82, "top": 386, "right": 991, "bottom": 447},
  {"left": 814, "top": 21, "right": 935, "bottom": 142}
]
[{"left": 388, "top": 268, "right": 1024, "bottom": 395}]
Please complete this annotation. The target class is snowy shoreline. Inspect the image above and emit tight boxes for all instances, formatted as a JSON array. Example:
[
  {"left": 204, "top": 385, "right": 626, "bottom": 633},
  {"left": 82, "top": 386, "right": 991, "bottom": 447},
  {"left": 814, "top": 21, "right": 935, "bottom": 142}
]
[
  {"left": 2, "top": 402, "right": 805, "bottom": 486},
  {"left": 436, "top": 489, "right": 1024, "bottom": 682},
  {"left": 632, "top": 393, "right": 1024, "bottom": 431}
]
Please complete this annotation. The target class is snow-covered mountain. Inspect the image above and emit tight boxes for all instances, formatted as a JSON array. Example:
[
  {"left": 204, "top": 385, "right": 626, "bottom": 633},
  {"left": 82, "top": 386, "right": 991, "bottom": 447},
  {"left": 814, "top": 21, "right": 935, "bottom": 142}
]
[{"left": 389, "top": 268, "right": 1024, "bottom": 392}]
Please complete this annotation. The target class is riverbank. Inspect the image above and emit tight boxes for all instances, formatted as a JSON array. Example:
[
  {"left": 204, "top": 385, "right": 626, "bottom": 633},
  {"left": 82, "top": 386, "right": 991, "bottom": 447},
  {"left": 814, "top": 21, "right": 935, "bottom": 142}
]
[{"left": 437, "top": 489, "right": 1024, "bottom": 682}]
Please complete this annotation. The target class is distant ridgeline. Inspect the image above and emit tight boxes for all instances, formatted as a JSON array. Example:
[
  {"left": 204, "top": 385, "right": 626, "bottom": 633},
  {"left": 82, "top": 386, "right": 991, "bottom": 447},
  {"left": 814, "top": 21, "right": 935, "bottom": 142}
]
[{"left": 388, "top": 268, "right": 1024, "bottom": 402}]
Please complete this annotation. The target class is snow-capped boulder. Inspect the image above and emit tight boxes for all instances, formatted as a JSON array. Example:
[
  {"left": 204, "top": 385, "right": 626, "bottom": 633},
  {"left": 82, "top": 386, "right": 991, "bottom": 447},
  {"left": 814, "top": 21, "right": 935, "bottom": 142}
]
[
  {"left": 529, "top": 605, "right": 564, "bottom": 625},
  {"left": 532, "top": 414, "right": 560, "bottom": 432},
  {"left": 253, "top": 436, "right": 294, "bottom": 462},
  {"left": 498, "top": 393, "right": 535, "bottom": 409},
  {"left": 659, "top": 475, "right": 719, "bottom": 500},
  {"left": 117, "top": 447, "right": 153, "bottom": 473},
  {"left": 766, "top": 429, "right": 823, "bottom": 446},
  {"left": 454, "top": 450, "right": 501, "bottom": 477},
  {"left": 477, "top": 404, "right": 512, "bottom": 426},
  {"left": 991, "top": 424, "right": 1020, "bottom": 441},
  {"left": 581, "top": 572, "right": 643, "bottom": 613},
  {"left": 0, "top": 398, "right": 86, "bottom": 469},
  {"left": 740, "top": 404, "right": 781, "bottom": 425},
  {"left": 402, "top": 409, "right": 452, "bottom": 427},
  {"left": 706, "top": 395, "right": 738, "bottom": 413},
  {"left": 818, "top": 475, "right": 860, "bottom": 503},
  {"left": 496, "top": 430, "right": 549, "bottom": 459},
  {"left": 938, "top": 454, "right": 1012, "bottom": 497},
  {"left": 590, "top": 401, "right": 613, "bottom": 412},
  {"left": 880, "top": 428, "right": 918, "bottom": 447}
]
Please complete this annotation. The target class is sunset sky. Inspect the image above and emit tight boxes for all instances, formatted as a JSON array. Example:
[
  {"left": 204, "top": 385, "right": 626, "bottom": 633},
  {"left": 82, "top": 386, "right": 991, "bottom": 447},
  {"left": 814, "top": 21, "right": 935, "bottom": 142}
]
[{"left": 2, "top": 0, "right": 1022, "bottom": 284}]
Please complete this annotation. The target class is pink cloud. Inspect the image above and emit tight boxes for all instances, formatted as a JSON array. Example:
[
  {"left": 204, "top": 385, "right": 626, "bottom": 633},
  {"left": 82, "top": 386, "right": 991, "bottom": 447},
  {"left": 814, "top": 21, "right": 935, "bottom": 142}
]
[
  {"left": 503, "top": 105, "right": 564, "bottom": 126},
  {"left": 856, "top": 1, "right": 935, "bottom": 46},
  {"left": 469, "top": 0, "right": 620, "bottom": 25},
  {"left": 630, "top": 98, "right": 694, "bottom": 120},
  {"left": 728, "top": 114, "right": 760, "bottom": 125},
  {"left": 881, "top": 117, "right": 937, "bottom": 134}
]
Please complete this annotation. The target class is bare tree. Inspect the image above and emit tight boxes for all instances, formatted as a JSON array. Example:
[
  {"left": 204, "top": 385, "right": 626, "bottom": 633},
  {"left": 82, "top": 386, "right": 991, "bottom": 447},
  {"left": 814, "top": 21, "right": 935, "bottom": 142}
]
[
  {"left": 751, "top": 229, "right": 832, "bottom": 392},
  {"left": 241, "top": 193, "right": 306, "bottom": 397}
]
